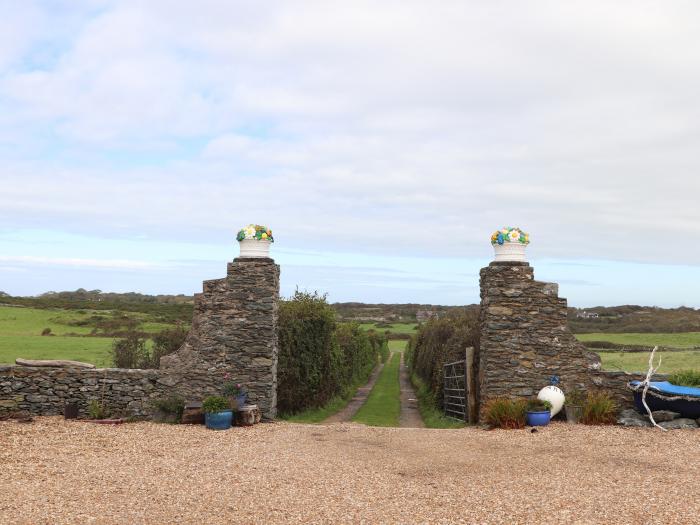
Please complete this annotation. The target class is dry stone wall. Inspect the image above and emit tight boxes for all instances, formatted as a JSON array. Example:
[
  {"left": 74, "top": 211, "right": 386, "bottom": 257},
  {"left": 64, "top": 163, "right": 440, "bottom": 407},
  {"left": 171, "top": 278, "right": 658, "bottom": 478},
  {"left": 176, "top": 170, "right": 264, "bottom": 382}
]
[
  {"left": 478, "top": 262, "right": 604, "bottom": 414},
  {"left": 0, "top": 257, "right": 280, "bottom": 419}
]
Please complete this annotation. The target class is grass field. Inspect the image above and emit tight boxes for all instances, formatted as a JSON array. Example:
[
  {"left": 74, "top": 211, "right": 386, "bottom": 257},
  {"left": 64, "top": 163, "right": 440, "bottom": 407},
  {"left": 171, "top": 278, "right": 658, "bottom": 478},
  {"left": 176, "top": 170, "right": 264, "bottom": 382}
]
[
  {"left": 358, "top": 322, "right": 418, "bottom": 335},
  {"left": 597, "top": 351, "right": 700, "bottom": 374},
  {"left": 0, "top": 305, "right": 174, "bottom": 367},
  {"left": 352, "top": 352, "right": 401, "bottom": 427},
  {"left": 576, "top": 332, "right": 700, "bottom": 349},
  {"left": 388, "top": 340, "right": 407, "bottom": 352},
  {"left": 0, "top": 336, "right": 114, "bottom": 367}
]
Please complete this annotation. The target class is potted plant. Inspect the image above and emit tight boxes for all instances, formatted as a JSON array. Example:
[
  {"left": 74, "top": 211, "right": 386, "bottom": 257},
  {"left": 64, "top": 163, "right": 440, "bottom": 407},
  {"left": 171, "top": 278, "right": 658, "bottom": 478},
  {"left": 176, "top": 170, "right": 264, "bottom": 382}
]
[
  {"left": 526, "top": 398, "right": 552, "bottom": 426},
  {"left": 202, "top": 396, "right": 233, "bottom": 430},
  {"left": 236, "top": 224, "right": 274, "bottom": 258},
  {"left": 564, "top": 389, "right": 585, "bottom": 424},
  {"left": 222, "top": 378, "right": 248, "bottom": 411},
  {"left": 490, "top": 227, "right": 530, "bottom": 262}
]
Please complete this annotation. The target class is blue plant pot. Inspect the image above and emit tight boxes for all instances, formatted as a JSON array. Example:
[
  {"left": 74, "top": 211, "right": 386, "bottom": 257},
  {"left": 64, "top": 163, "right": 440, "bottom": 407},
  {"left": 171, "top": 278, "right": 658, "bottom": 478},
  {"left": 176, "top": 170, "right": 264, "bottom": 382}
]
[
  {"left": 526, "top": 410, "right": 551, "bottom": 426},
  {"left": 205, "top": 410, "right": 233, "bottom": 430}
]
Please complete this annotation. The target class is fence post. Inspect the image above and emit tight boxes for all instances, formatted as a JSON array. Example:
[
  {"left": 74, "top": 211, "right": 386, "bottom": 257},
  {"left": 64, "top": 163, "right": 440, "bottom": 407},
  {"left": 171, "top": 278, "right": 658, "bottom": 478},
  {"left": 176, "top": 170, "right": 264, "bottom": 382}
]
[{"left": 465, "top": 346, "right": 477, "bottom": 423}]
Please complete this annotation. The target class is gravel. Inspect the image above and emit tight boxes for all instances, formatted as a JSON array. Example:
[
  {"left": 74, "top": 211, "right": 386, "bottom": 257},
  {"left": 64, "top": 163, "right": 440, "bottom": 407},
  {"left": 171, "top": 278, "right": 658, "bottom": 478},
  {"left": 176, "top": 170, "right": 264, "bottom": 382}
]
[{"left": 1, "top": 418, "right": 699, "bottom": 524}]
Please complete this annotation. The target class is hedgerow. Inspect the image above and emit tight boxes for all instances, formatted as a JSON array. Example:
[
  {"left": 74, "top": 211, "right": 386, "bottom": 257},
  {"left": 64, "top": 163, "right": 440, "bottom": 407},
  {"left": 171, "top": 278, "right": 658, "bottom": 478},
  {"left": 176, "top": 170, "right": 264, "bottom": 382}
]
[
  {"left": 408, "top": 308, "right": 479, "bottom": 408},
  {"left": 277, "top": 291, "right": 379, "bottom": 415}
]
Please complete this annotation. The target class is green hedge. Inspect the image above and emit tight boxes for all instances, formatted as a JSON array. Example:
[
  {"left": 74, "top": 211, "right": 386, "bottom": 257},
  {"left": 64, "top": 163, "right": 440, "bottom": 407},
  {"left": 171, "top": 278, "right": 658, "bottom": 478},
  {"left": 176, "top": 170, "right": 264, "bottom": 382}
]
[
  {"left": 408, "top": 309, "right": 479, "bottom": 408},
  {"left": 277, "top": 291, "right": 379, "bottom": 415},
  {"left": 367, "top": 330, "right": 390, "bottom": 363}
]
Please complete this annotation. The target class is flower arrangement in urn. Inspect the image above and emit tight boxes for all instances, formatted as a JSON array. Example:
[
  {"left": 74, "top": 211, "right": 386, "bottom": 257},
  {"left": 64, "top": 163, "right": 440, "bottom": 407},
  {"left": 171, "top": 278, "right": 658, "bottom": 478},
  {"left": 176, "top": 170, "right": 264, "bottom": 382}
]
[
  {"left": 490, "top": 226, "right": 530, "bottom": 262},
  {"left": 237, "top": 224, "right": 273, "bottom": 258}
]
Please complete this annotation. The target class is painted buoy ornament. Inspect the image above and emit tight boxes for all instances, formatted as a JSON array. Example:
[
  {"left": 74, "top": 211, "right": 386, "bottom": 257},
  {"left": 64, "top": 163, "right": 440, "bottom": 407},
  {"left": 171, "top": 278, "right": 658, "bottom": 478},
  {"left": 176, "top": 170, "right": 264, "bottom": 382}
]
[{"left": 537, "top": 385, "right": 565, "bottom": 417}]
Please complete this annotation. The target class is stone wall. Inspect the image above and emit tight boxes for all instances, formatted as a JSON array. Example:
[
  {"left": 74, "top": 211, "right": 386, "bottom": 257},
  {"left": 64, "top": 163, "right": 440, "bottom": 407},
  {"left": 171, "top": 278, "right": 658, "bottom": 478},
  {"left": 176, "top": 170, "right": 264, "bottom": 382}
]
[
  {"left": 478, "top": 262, "right": 606, "bottom": 416},
  {"left": 161, "top": 257, "right": 280, "bottom": 417},
  {"left": 0, "top": 256, "right": 280, "bottom": 419},
  {"left": 0, "top": 366, "right": 218, "bottom": 418}
]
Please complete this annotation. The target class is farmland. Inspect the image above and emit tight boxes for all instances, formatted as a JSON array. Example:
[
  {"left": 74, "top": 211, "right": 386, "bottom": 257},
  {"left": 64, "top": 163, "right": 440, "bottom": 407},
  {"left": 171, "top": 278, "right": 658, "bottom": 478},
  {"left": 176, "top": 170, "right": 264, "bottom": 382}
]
[
  {"left": 597, "top": 351, "right": 700, "bottom": 374},
  {"left": 575, "top": 331, "right": 700, "bottom": 349},
  {"left": 0, "top": 305, "right": 177, "bottom": 367}
]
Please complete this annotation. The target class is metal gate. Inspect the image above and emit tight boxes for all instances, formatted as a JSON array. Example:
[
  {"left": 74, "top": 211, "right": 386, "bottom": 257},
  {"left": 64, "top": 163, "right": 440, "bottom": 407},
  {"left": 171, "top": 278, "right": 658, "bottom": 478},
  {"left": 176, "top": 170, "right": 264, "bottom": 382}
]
[
  {"left": 443, "top": 347, "right": 476, "bottom": 423},
  {"left": 443, "top": 359, "right": 466, "bottom": 420}
]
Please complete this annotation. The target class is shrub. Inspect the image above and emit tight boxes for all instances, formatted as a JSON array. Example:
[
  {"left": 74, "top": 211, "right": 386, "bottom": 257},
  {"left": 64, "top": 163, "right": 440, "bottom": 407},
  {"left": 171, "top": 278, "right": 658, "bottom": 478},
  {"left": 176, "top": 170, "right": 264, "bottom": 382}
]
[
  {"left": 88, "top": 399, "right": 108, "bottom": 420},
  {"left": 565, "top": 389, "right": 586, "bottom": 406},
  {"left": 148, "top": 323, "right": 188, "bottom": 368},
  {"left": 111, "top": 325, "right": 188, "bottom": 369},
  {"left": 41, "top": 327, "right": 52, "bottom": 336},
  {"left": 367, "top": 330, "right": 390, "bottom": 363},
  {"left": 409, "top": 308, "right": 479, "bottom": 407},
  {"left": 669, "top": 370, "right": 700, "bottom": 387},
  {"left": 202, "top": 396, "right": 230, "bottom": 414},
  {"left": 483, "top": 398, "right": 527, "bottom": 429},
  {"left": 277, "top": 291, "right": 378, "bottom": 415},
  {"left": 582, "top": 391, "right": 617, "bottom": 425},
  {"left": 111, "top": 332, "right": 148, "bottom": 368},
  {"left": 526, "top": 399, "right": 552, "bottom": 412},
  {"left": 151, "top": 396, "right": 185, "bottom": 421}
]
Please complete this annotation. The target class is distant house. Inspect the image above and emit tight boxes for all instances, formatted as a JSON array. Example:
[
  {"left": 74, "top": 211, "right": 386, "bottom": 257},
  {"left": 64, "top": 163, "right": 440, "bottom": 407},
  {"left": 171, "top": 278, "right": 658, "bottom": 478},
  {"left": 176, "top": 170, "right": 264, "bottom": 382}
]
[
  {"left": 576, "top": 311, "right": 599, "bottom": 319},
  {"left": 416, "top": 310, "right": 438, "bottom": 322}
]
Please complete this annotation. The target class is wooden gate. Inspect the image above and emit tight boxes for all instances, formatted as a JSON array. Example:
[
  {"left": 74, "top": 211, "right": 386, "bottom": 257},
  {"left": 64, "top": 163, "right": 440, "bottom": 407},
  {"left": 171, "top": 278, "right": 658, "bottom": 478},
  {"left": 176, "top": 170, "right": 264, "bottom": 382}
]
[{"left": 443, "top": 347, "right": 476, "bottom": 423}]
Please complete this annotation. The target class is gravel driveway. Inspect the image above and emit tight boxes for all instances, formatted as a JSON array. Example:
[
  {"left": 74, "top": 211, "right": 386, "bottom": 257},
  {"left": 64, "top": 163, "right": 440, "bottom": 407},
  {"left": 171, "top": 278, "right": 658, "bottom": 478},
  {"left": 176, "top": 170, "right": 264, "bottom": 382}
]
[{"left": 1, "top": 418, "right": 699, "bottom": 524}]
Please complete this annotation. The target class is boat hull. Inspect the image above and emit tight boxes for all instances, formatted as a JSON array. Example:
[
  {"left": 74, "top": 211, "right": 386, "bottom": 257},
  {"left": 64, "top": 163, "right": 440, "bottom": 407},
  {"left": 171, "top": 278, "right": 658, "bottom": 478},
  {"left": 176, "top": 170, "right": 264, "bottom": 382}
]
[{"left": 630, "top": 381, "right": 700, "bottom": 419}]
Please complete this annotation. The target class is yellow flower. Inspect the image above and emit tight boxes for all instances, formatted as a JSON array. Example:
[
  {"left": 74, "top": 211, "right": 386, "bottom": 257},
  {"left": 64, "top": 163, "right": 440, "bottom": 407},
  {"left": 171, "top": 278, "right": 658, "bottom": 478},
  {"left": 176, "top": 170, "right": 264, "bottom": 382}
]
[{"left": 261, "top": 233, "right": 268, "bottom": 239}]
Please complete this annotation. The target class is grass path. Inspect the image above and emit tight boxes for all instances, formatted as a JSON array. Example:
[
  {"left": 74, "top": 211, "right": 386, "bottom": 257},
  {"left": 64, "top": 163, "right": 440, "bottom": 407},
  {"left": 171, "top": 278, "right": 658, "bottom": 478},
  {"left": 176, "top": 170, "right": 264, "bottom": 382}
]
[
  {"left": 322, "top": 362, "right": 385, "bottom": 423},
  {"left": 398, "top": 352, "right": 424, "bottom": 428},
  {"left": 352, "top": 352, "right": 401, "bottom": 427}
]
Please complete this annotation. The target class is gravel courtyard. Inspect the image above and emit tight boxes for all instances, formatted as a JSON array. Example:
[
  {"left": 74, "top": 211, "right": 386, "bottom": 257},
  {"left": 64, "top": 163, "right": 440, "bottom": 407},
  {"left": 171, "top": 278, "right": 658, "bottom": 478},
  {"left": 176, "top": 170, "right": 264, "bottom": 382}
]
[{"left": 1, "top": 418, "right": 699, "bottom": 524}]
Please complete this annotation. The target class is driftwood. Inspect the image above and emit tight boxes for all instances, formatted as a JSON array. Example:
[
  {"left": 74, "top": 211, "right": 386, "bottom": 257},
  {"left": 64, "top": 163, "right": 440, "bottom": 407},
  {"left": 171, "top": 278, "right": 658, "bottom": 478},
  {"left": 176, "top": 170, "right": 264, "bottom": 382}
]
[{"left": 15, "top": 358, "right": 95, "bottom": 369}]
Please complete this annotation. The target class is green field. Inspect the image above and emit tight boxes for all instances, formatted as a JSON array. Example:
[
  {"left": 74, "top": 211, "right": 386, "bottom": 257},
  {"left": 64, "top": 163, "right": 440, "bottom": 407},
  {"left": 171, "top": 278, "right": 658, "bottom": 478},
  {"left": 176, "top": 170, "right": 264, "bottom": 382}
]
[
  {"left": 576, "top": 332, "right": 700, "bottom": 349},
  {"left": 0, "top": 305, "right": 175, "bottom": 367},
  {"left": 352, "top": 352, "right": 401, "bottom": 427},
  {"left": 597, "top": 351, "right": 700, "bottom": 374},
  {"left": 388, "top": 340, "right": 407, "bottom": 352},
  {"left": 358, "top": 322, "right": 418, "bottom": 335},
  {"left": 0, "top": 336, "right": 114, "bottom": 367}
]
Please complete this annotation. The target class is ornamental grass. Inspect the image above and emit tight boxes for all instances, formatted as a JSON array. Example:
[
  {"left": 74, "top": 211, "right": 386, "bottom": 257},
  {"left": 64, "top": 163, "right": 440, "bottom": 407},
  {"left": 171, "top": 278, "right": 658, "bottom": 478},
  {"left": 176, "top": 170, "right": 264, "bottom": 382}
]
[
  {"left": 581, "top": 391, "right": 617, "bottom": 425},
  {"left": 483, "top": 397, "right": 527, "bottom": 429}
]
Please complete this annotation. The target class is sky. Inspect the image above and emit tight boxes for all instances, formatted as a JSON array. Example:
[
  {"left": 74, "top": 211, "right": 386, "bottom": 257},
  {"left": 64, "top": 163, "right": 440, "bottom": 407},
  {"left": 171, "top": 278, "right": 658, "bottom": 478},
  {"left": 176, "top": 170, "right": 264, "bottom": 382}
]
[{"left": 1, "top": 1, "right": 700, "bottom": 307}]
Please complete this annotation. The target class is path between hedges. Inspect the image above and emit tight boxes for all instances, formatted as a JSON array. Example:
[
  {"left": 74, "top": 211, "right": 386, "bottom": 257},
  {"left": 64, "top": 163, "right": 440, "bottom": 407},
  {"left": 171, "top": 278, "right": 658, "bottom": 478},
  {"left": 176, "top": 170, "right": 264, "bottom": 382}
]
[
  {"left": 398, "top": 351, "right": 424, "bottom": 428},
  {"left": 323, "top": 362, "right": 385, "bottom": 423}
]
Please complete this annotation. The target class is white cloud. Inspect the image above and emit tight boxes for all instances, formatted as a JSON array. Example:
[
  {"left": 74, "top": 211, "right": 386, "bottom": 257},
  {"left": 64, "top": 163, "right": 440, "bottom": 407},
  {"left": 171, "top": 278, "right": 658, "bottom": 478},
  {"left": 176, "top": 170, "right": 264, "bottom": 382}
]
[
  {"left": 0, "top": 255, "right": 161, "bottom": 271},
  {"left": 1, "top": 0, "right": 700, "bottom": 270}
]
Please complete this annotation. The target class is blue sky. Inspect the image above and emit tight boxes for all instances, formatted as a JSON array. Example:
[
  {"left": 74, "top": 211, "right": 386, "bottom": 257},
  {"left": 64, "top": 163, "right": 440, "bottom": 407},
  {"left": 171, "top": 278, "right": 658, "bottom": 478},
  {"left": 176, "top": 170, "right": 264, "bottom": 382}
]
[{"left": 2, "top": 1, "right": 700, "bottom": 307}]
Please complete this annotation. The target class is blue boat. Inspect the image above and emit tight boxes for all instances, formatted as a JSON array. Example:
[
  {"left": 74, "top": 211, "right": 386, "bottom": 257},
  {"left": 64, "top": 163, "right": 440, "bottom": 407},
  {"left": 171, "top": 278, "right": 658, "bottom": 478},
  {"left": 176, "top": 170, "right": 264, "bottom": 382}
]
[{"left": 628, "top": 381, "right": 700, "bottom": 419}]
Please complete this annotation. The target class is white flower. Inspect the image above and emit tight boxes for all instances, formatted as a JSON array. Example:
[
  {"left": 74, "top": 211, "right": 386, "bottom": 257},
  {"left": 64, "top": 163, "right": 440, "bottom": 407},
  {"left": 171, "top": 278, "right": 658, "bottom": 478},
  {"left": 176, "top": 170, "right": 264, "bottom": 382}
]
[
  {"left": 508, "top": 229, "right": 520, "bottom": 241},
  {"left": 244, "top": 226, "right": 257, "bottom": 239}
]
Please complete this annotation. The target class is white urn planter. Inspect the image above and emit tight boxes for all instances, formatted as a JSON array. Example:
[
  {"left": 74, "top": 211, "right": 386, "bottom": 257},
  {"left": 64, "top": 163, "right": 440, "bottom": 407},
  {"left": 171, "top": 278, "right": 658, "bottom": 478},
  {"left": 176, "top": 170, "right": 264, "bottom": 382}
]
[
  {"left": 493, "top": 242, "right": 527, "bottom": 262},
  {"left": 238, "top": 239, "right": 271, "bottom": 258}
]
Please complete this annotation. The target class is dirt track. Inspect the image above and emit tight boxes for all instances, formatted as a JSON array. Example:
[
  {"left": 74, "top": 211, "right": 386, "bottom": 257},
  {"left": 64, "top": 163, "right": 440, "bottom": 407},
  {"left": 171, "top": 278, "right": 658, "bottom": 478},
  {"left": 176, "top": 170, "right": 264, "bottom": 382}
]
[{"left": 1, "top": 418, "right": 699, "bottom": 524}]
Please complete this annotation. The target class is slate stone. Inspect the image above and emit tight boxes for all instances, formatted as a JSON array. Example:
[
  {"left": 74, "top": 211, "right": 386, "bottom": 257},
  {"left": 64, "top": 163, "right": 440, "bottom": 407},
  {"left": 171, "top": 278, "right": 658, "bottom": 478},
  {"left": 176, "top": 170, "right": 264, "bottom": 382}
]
[
  {"left": 618, "top": 417, "right": 652, "bottom": 428},
  {"left": 651, "top": 410, "right": 680, "bottom": 422},
  {"left": 659, "top": 418, "right": 699, "bottom": 430}
]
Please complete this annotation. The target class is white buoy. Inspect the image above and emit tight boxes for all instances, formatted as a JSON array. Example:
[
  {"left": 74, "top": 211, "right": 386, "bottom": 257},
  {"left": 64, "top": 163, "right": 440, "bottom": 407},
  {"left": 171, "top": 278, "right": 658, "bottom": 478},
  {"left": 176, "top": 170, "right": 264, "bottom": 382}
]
[{"left": 538, "top": 385, "right": 565, "bottom": 416}]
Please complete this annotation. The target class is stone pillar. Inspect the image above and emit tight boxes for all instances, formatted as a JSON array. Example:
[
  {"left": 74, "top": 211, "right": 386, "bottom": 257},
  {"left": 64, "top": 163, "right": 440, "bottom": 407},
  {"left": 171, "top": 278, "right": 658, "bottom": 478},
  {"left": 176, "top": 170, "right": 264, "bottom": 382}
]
[
  {"left": 161, "top": 257, "right": 280, "bottom": 418},
  {"left": 477, "top": 262, "right": 600, "bottom": 417}
]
